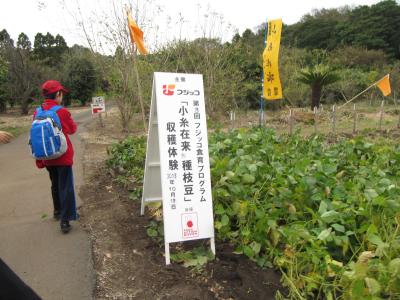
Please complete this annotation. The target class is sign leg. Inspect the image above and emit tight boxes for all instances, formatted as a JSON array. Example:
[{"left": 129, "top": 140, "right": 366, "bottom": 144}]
[
  {"left": 210, "top": 237, "right": 216, "bottom": 255},
  {"left": 140, "top": 198, "right": 145, "bottom": 216},
  {"left": 165, "top": 242, "right": 171, "bottom": 265}
]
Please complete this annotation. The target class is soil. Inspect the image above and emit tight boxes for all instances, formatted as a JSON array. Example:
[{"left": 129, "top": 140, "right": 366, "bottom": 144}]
[{"left": 78, "top": 109, "right": 284, "bottom": 300}]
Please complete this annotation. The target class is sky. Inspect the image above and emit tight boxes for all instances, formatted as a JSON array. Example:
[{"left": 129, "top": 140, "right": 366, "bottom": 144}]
[{"left": 0, "top": 0, "right": 381, "bottom": 53}]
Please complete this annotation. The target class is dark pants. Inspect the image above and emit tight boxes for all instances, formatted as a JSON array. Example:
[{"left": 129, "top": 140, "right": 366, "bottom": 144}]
[
  {"left": 0, "top": 258, "right": 41, "bottom": 300},
  {"left": 46, "top": 166, "right": 77, "bottom": 221}
]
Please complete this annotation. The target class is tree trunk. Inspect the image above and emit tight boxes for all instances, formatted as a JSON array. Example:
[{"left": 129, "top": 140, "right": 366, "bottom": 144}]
[
  {"left": 311, "top": 84, "right": 322, "bottom": 110},
  {"left": 0, "top": 100, "right": 6, "bottom": 112}
]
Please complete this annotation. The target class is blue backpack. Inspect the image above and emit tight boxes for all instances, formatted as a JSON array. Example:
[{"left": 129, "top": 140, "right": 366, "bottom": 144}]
[{"left": 29, "top": 106, "right": 68, "bottom": 160}]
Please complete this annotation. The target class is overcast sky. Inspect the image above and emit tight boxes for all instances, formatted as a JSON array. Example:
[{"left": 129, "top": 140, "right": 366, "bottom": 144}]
[{"left": 0, "top": 0, "right": 380, "bottom": 52}]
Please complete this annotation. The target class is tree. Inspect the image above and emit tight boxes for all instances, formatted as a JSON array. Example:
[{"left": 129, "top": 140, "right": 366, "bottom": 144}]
[
  {"left": 298, "top": 64, "right": 340, "bottom": 110},
  {"left": 33, "top": 32, "right": 68, "bottom": 66},
  {"left": 17, "top": 33, "right": 31, "bottom": 50},
  {"left": 64, "top": 57, "right": 96, "bottom": 106},
  {"left": 0, "top": 56, "right": 8, "bottom": 112},
  {"left": 0, "top": 29, "right": 14, "bottom": 49}
]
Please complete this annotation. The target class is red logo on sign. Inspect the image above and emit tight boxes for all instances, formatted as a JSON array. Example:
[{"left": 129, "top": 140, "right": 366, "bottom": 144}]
[
  {"left": 162, "top": 84, "right": 175, "bottom": 96},
  {"left": 182, "top": 213, "right": 199, "bottom": 239}
]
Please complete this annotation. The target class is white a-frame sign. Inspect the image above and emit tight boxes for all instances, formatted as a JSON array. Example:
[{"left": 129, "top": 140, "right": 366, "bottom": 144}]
[{"left": 142, "top": 72, "right": 215, "bottom": 265}]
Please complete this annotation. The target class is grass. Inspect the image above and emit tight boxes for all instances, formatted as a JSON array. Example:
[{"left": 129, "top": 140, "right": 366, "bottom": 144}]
[{"left": 0, "top": 125, "right": 28, "bottom": 137}]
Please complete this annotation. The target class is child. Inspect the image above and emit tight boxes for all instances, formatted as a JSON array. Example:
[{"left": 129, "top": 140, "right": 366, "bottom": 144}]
[{"left": 34, "top": 80, "right": 78, "bottom": 233}]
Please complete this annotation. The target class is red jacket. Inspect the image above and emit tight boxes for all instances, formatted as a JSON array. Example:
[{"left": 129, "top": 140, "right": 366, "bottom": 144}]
[{"left": 34, "top": 100, "right": 77, "bottom": 168}]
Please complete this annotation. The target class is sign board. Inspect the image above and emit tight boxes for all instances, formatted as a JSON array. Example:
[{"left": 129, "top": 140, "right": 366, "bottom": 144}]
[
  {"left": 91, "top": 96, "right": 106, "bottom": 114},
  {"left": 142, "top": 72, "right": 215, "bottom": 264}
]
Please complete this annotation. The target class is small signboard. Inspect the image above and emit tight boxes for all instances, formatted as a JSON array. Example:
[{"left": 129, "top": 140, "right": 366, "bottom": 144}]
[
  {"left": 91, "top": 96, "right": 106, "bottom": 114},
  {"left": 142, "top": 72, "right": 215, "bottom": 264}
]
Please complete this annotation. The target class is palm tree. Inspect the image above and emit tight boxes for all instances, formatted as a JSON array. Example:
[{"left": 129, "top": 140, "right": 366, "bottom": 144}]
[{"left": 298, "top": 64, "right": 339, "bottom": 110}]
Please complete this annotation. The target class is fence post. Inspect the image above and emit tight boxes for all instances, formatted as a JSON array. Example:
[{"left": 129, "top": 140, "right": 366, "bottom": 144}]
[
  {"left": 379, "top": 100, "right": 385, "bottom": 131},
  {"left": 313, "top": 106, "right": 318, "bottom": 134},
  {"left": 332, "top": 105, "right": 336, "bottom": 134},
  {"left": 353, "top": 104, "right": 357, "bottom": 134},
  {"left": 230, "top": 110, "right": 236, "bottom": 131}
]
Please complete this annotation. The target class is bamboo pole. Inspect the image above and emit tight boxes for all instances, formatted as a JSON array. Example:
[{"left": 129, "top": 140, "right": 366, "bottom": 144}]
[
  {"left": 379, "top": 100, "right": 385, "bottom": 131},
  {"left": 127, "top": 9, "right": 147, "bottom": 134},
  {"left": 131, "top": 51, "right": 147, "bottom": 134},
  {"left": 332, "top": 105, "right": 336, "bottom": 134},
  {"left": 352, "top": 104, "right": 357, "bottom": 134},
  {"left": 339, "top": 81, "right": 378, "bottom": 109}
]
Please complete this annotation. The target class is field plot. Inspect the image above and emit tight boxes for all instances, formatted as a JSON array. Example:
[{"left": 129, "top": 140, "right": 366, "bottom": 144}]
[{"left": 104, "top": 108, "right": 400, "bottom": 299}]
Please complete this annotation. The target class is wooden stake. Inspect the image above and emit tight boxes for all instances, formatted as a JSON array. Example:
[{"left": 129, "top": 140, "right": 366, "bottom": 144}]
[
  {"left": 352, "top": 104, "right": 357, "bottom": 134},
  {"left": 230, "top": 111, "right": 235, "bottom": 131},
  {"left": 332, "top": 105, "right": 336, "bottom": 134},
  {"left": 98, "top": 113, "right": 104, "bottom": 128},
  {"left": 313, "top": 106, "right": 318, "bottom": 134},
  {"left": 289, "top": 109, "right": 293, "bottom": 135},
  {"left": 379, "top": 100, "right": 385, "bottom": 131}
]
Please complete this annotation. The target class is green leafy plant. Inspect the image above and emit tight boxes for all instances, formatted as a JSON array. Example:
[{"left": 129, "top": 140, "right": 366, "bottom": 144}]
[
  {"left": 106, "top": 136, "right": 146, "bottom": 199},
  {"left": 209, "top": 127, "right": 400, "bottom": 299},
  {"left": 170, "top": 246, "right": 215, "bottom": 271}
]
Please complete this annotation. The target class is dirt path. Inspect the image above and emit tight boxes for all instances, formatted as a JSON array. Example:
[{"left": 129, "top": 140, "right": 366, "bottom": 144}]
[{"left": 0, "top": 109, "right": 94, "bottom": 299}]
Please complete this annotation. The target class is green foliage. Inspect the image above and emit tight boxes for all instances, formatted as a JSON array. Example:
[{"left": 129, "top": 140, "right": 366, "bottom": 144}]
[
  {"left": 210, "top": 128, "right": 400, "bottom": 299},
  {"left": 284, "top": 0, "right": 400, "bottom": 59},
  {"left": 33, "top": 32, "right": 68, "bottom": 67},
  {"left": 106, "top": 136, "right": 147, "bottom": 198},
  {"left": 17, "top": 32, "right": 31, "bottom": 50},
  {"left": 64, "top": 56, "right": 96, "bottom": 105},
  {"left": 298, "top": 64, "right": 340, "bottom": 109},
  {"left": 171, "top": 246, "right": 215, "bottom": 271},
  {"left": 0, "top": 56, "right": 8, "bottom": 112},
  {"left": 298, "top": 64, "right": 340, "bottom": 86}
]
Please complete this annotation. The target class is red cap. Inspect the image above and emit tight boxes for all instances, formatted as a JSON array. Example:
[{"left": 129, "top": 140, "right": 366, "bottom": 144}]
[{"left": 41, "top": 80, "right": 69, "bottom": 96}]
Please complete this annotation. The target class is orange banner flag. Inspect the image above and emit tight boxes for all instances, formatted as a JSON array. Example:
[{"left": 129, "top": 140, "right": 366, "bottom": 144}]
[
  {"left": 127, "top": 11, "right": 148, "bottom": 55},
  {"left": 376, "top": 74, "right": 391, "bottom": 96}
]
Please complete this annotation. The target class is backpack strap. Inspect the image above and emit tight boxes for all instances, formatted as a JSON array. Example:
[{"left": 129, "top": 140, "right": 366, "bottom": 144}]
[
  {"left": 48, "top": 105, "right": 63, "bottom": 129},
  {"left": 49, "top": 105, "right": 63, "bottom": 112}
]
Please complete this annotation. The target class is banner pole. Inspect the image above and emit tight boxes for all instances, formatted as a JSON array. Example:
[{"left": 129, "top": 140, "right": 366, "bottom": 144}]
[{"left": 260, "top": 20, "right": 268, "bottom": 127}]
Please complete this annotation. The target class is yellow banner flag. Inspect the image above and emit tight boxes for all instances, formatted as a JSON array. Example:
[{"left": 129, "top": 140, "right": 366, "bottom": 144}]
[
  {"left": 263, "top": 19, "right": 283, "bottom": 100},
  {"left": 127, "top": 11, "right": 148, "bottom": 55},
  {"left": 376, "top": 74, "right": 391, "bottom": 96}
]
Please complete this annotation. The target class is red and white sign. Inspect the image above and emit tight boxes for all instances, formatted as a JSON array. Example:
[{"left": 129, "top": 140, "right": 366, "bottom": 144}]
[{"left": 91, "top": 96, "right": 105, "bottom": 114}]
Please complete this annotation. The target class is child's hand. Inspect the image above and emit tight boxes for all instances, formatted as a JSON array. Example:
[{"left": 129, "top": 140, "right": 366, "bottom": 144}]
[{"left": 0, "top": 131, "right": 14, "bottom": 144}]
